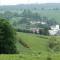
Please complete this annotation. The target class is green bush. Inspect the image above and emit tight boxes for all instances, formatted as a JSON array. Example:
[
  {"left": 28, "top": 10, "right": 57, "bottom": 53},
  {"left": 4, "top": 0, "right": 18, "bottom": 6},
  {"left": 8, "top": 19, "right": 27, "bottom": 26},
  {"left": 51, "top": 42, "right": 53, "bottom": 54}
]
[{"left": 48, "top": 36, "right": 60, "bottom": 52}]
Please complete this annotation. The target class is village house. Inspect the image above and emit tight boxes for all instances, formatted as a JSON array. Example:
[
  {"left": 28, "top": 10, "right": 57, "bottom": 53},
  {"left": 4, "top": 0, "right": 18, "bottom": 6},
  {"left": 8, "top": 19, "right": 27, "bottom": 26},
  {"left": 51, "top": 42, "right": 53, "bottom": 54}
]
[
  {"left": 48, "top": 25, "right": 60, "bottom": 35},
  {"left": 30, "top": 28, "right": 40, "bottom": 33},
  {"left": 30, "top": 21, "right": 46, "bottom": 25}
]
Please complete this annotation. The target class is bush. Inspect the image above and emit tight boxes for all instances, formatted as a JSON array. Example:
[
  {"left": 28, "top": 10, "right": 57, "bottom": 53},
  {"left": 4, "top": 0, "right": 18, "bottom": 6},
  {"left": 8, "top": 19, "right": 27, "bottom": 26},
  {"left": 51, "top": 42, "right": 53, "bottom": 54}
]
[
  {"left": 48, "top": 36, "right": 60, "bottom": 52},
  {"left": 47, "top": 57, "right": 52, "bottom": 60}
]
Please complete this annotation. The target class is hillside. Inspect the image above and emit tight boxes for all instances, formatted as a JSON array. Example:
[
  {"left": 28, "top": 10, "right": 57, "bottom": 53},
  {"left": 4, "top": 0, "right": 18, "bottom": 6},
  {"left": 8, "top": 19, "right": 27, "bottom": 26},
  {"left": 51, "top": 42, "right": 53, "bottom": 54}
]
[
  {"left": 0, "top": 32, "right": 60, "bottom": 60},
  {"left": 16, "top": 32, "right": 49, "bottom": 54},
  {"left": 0, "top": 3, "right": 60, "bottom": 10},
  {"left": 0, "top": 3, "right": 60, "bottom": 60},
  {"left": 16, "top": 32, "right": 60, "bottom": 53},
  {"left": 0, "top": 3, "right": 60, "bottom": 28},
  {"left": 0, "top": 3, "right": 60, "bottom": 25}
]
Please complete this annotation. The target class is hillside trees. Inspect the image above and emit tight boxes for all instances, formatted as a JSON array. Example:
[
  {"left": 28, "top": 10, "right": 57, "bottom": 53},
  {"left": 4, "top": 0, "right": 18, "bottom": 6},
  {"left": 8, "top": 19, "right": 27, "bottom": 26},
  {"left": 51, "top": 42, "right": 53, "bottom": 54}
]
[
  {"left": 0, "top": 18, "right": 18, "bottom": 54},
  {"left": 47, "top": 18, "right": 57, "bottom": 26},
  {"left": 21, "top": 9, "right": 33, "bottom": 18},
  {"left": 21, "top": 9, "right": 42, "bottom": 20},
  {"left": 39, "top": 24, "right": 50, "bottom": 35}
]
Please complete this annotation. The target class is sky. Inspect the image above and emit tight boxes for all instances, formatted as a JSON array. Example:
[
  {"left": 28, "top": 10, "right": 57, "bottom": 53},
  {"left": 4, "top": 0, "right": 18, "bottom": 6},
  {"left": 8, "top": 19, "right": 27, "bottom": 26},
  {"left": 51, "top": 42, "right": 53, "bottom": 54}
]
[{"left": 0, "top": 0, "right": 60, "bottom": 5}]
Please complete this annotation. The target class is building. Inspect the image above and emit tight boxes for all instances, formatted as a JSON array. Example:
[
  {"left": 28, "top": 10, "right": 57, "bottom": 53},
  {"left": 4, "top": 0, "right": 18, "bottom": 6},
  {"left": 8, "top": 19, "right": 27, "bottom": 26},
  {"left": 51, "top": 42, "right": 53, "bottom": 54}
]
[
  {"left": 30, "top": 21, "right": 46, "bottom": 25},
  {"left": 50, "top": 25, "right": 59, "bottom": 30},
  {"left": 30, "top": 28, "right": 40, "bottom": 33},
  {"left": 48, "top": 25, "right": 60, "bottom": 35}
]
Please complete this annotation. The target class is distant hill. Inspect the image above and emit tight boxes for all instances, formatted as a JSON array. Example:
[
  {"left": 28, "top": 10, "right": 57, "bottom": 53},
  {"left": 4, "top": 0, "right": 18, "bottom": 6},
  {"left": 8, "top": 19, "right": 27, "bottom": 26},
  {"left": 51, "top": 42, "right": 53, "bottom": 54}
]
[
  {"left": 0, "top": 3, "right": 60, "bottom": 29},
  {"left": 0, "top": 3, "right": 60, "bottom": 10}
]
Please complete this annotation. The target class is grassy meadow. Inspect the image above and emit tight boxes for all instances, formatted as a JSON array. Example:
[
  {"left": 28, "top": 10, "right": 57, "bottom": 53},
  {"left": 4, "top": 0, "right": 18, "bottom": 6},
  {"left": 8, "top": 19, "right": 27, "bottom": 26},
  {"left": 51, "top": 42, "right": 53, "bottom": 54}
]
[{"left": 0, "top": 32, "right": 60, "bottom": 60}]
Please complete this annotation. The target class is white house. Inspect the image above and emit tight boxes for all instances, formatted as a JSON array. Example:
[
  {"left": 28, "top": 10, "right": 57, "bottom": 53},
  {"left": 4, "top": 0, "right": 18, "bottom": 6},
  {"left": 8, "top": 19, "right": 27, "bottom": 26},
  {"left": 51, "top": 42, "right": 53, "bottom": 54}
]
[
  {"left": 48, "top": 25, "right": 60, "bottom": 35},
  {"left": 48, "top": 29, "right": 58, "bottom": 35},
  {"left": 50, "top": 25, "right": 59, "bottom": 30},
  {"left": 30, "top": 21, "right": 46, "bottom": 25},
  {"left": 41, "top": 22, "right": 46, "bottom": 24},
  {"left": 30, "top": 21, "right": 40, "bottom": 24}
]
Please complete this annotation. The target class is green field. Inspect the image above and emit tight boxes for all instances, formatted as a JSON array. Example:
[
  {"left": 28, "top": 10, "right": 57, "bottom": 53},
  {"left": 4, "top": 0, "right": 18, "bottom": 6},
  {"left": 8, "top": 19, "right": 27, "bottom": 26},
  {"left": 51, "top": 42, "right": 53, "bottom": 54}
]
[
  {"left": 0, "top": 32, "right": 60, "bottom": 60},
  {"left": 0, "top": 54, "right": 60, "bottom": 60}
]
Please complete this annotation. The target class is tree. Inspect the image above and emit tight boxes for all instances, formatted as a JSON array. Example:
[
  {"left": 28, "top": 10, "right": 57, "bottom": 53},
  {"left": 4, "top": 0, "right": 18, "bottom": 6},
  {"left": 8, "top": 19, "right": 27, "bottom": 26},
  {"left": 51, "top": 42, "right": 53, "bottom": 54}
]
[
  {"left": 21, "top": 9, "right": 32, "bottom": 18},
  {"left": 4, "top": 11, "right": 13, "bottom": 19},
  {"left": 39, "top": 24, "right": 49, "bottom": 35},
  {"left": 47, "top": 18, "right": 57, "bottom": 26},
  {"left": 0, "top": 18, "right": 18, "bottom": 54}
]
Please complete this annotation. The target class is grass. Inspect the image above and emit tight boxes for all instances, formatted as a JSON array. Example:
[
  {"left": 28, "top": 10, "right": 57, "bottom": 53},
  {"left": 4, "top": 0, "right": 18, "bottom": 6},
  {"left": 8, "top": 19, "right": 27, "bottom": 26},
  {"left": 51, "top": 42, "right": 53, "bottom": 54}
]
[
  {"left": 0, "top": 54, "right": 48, "bottom": 60},
  {"left": 16, "top": 32, "right": 49, "bottom": 54},
  {"left": 0, "top": 53, "right": 60, "bottom": 60},
  {"left": 0, "top": 32, "right": 60, "bottom": 60}
]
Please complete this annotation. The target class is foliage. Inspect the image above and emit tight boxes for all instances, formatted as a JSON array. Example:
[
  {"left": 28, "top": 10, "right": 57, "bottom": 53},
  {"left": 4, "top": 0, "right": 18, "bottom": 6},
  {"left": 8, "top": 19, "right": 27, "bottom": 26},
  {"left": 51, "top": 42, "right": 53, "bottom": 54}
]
[
  {"left": 48, "top": 36, "right": 60, "bottom": 52},
  {"left": 0, "top": 18, "right": 18, "bottom": 54},
  {"left": 47, "top": 57, "right": 52, "bottom": 60}
]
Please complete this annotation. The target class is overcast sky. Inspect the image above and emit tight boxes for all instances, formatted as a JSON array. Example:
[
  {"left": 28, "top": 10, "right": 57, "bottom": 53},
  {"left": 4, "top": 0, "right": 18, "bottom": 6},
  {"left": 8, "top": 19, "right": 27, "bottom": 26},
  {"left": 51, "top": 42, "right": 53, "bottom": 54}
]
[{"left": 0, "top": 0, "right": 60, "bottom": 5}]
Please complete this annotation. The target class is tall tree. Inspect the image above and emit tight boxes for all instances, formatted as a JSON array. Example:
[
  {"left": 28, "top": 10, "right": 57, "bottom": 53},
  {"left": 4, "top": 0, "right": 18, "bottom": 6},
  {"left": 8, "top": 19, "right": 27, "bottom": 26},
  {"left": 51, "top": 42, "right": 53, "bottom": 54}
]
[{"left": 0, "top": 18, "right": 18, "bottom": 54}]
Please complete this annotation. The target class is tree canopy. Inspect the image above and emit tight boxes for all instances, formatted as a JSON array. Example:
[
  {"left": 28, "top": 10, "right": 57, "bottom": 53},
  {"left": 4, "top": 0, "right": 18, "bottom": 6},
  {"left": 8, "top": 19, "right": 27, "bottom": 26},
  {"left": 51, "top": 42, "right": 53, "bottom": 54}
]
[{"left": 0, "top": 18, "right": 18, "bottom": 54}]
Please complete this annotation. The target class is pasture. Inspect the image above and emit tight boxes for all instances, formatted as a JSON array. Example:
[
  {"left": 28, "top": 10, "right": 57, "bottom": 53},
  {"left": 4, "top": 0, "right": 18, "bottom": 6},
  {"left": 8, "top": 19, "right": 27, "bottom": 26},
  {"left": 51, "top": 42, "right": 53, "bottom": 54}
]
[{"left": 0, "top": 32, "right": 60, "bottom": 60}]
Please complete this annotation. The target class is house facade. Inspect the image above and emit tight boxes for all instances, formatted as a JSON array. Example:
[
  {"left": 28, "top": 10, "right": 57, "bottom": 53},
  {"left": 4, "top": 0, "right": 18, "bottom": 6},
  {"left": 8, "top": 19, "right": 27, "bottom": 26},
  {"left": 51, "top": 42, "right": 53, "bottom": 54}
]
[{"left": 48, "top": 25, "right": 60, "bottom": 35}]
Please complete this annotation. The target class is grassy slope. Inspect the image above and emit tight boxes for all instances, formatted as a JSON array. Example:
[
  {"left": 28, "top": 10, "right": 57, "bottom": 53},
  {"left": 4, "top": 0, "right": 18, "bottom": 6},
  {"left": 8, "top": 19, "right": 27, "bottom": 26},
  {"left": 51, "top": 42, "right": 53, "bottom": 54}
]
[
  {"left": 0, "top": 32, "right": 60, "bottom": 60},
  {"left": 17, "top": 32, "right": 49, "bottom": 54}
]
